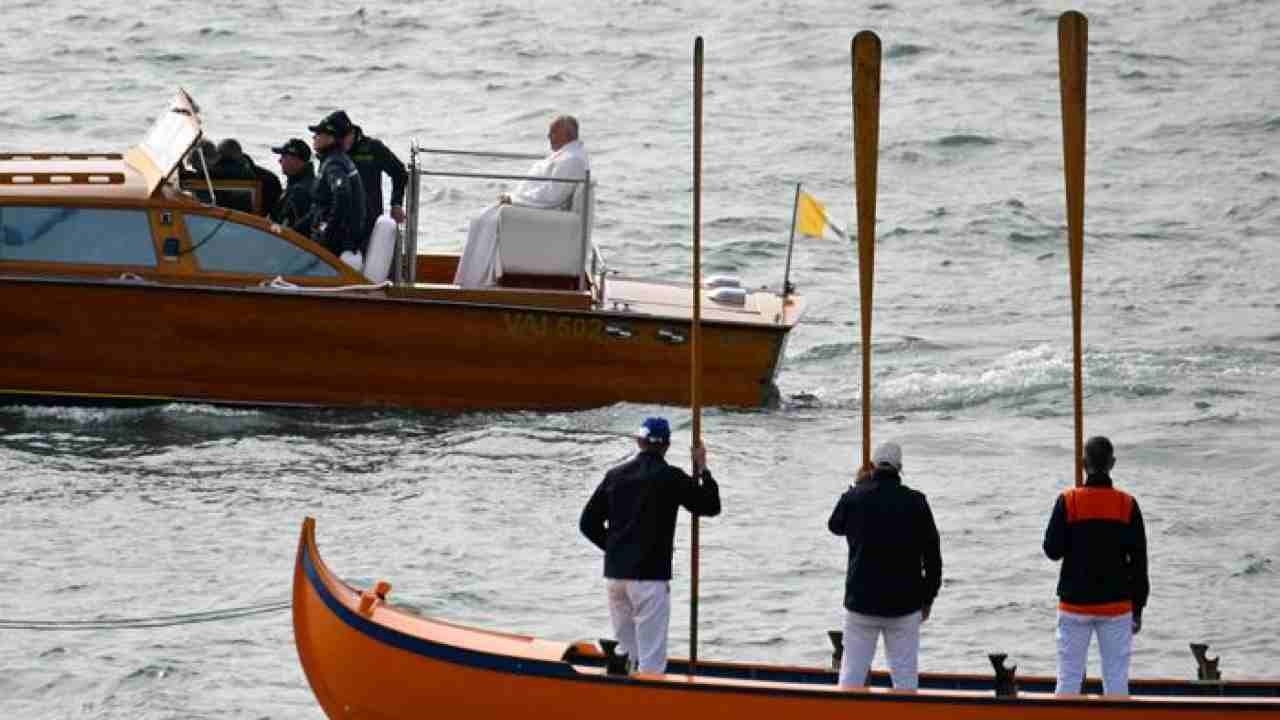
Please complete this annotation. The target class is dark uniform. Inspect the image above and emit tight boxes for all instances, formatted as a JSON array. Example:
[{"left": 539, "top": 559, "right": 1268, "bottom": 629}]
[
  {"left": 246, "top": 156, "right": 283, "bottom": 218},
  {"left": 348, "top": 125, "right": 408, "bottom": 248},
  {"left": 310, "top": 146, "right": 366, "bottom": 258},
  {"left": 270, "top": 138, "right": 316, "bottom": 237},
  {"left": 208, "top": 142, "right": 256, "bottom": 181},
  {"left": 308, "top": 112, "right": 367, "bottom": 258}
]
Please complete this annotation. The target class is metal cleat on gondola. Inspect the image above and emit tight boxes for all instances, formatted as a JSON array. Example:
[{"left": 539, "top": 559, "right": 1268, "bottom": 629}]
[
  {"left": 989, "top": 653, "right": 1018, "bottom": 698},
  {"left": 1190, "top": 642, "right": 1222, "bottom": 682},
  {"left": 828, "top": 630, "right": 844, "bottom": 672},
  {"left": 599, "top": 638, "right": 630, "bottom": 676}
]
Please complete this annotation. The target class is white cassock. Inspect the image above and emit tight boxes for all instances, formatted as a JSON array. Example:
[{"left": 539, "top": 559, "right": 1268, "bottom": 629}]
[{"left": 452, "top": 139, "right": 590, "bottom": 288}]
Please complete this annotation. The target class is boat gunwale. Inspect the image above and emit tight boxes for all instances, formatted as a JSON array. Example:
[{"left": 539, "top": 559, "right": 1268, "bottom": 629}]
[
  {"left": 0, "top": 271, "right": 800, "bottom": 330},
  {"left": 295, "top": 518, "right": 1280, "bottom": 711}
]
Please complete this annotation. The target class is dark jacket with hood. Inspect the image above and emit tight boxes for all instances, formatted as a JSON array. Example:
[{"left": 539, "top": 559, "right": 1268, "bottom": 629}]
[
  {"left": 348, "top": 126, "right": 408, "bottom": 240},
  {"left": 310, "top": 145, "right": 366, "bottom": 257},
  {"left": 580, "top": 448, "right": 721, "bottom": 581},
  {"left": 272, "top": 163, "right": 316, "bottom": 237},
  {"left": 828, "top": 465, "right": 942, "bottom": 617}
]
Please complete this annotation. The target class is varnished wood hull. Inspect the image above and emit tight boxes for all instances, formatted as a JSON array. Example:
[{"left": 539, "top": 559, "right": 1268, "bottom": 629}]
[
  {"left": 0, "top": 276, "right": 790, "bottom": 410},
  {"left": 292, "top": 518, "right": 1280, "bottom": 720}
]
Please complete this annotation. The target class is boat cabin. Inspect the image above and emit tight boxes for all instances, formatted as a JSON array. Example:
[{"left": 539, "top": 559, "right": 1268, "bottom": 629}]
[{"left": 0, "top": 91, "right": 360, "bottom": 289}]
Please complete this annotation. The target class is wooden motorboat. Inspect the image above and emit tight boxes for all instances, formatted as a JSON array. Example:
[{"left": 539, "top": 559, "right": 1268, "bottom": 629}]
[
  {"left": 0, "top": 91, "right": 802, "bottom": 411},
  {"left": 292, "top": 517, "right": 1280, "bottom": 719}
]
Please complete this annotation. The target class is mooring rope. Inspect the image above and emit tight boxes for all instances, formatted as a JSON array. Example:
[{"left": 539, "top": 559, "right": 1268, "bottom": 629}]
[{"left": 0, "top": 599, "right": 290, "bottom": 631}]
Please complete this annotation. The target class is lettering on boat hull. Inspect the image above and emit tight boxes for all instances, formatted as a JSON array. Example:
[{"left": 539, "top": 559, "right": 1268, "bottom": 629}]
[{"left": 503, "top": 312, "right": 606, "bottom": 341}]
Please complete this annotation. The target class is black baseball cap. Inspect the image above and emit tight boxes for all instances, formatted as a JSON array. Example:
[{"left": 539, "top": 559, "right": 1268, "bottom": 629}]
[
  {"left": 308, "top": 110, "right": 353, "bottom": 138},
  {"left": 271, "top": 138, "right": 312, "bottom": 162}
]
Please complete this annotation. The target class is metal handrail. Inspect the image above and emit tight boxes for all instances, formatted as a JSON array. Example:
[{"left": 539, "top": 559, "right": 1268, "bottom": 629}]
[
  {"left": 405, "top": 143, "right": 595, "bottom": 292},
  {"left": 414, "top": 147, "right": 544, "bottom": 161},
  {"left": 415, "top": 169, "right": 583, "bottom": 184}
]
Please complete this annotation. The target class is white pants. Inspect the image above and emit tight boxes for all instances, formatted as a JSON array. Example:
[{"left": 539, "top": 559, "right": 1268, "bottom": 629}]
[
  {"left": 606, "top": 579, "right": 670, "bottom": 674},
  {"left": 838, "top": 609, "right": 922, "bottom": 690},
  {"left": 1055, "top": 610, "right": 1133, "bottom": 696},
  {"left": 452, "top": 204, "right": 502, "bottom": 287}
]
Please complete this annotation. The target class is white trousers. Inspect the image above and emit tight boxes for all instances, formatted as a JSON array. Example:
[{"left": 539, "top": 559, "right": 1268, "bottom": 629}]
[
  {"left": 1055, "top": 610, "right": 1133, "bottom": 696},
  {"left": 452, "top": 204, "right": 502, "bottom": 287},
  {"left": 606, "top": 579, "right": 670, "bottom": 674},
  {"left": 838, "top": 609, "right": 922, "bottom": 690}
]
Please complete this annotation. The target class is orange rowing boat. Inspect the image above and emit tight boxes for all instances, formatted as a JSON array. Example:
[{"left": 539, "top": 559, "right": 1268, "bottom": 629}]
[{"left": 291, "top": 518, "right": 1280, "bottom": 719}]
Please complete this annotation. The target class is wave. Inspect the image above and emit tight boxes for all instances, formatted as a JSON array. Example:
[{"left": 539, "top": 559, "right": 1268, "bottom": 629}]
[
  {"left": 933, "top": 133, "right": 998, "bottom": 148},
  {"left": 885, "top": 43, "right": 929, "bottom": 59},
  {"left": 1232, "top": 554, "right": 1272, "bottom": 577}
]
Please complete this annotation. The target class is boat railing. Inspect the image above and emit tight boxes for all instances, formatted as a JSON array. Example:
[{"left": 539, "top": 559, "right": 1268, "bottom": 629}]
[{"left": 401, "top": 143, "right": 593, "bottom": 293}]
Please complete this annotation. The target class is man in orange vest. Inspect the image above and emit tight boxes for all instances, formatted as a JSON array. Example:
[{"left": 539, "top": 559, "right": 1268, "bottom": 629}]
[{"left": 1043, "top": 436, "right": 1149, "bottom": 695}]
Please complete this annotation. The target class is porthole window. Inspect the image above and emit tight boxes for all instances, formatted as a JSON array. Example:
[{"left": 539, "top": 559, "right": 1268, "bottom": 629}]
[
  {"left": 184, "top": 213, "right": 338, "bottom": 277},
  {"left": 0, "top": 206, "right": 156, "bottom": 266}
]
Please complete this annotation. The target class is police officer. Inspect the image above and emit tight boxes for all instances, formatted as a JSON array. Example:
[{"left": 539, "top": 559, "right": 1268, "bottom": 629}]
[
  {"left": 216, "top": 139, "right": 283, "bottom": 218},
  {"left": 270, "top": 138, "right": 316, "bottom": 237},
  {"left": 341, "top": 116, "right": 408, "bottom": 245},
  {"left": 307, "top": 111, "right": 366, "bottom": 265}
]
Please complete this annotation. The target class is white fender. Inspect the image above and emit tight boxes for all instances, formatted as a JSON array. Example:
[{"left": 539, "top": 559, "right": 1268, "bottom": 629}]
[
  {"left": 339, "top": 250, "right": 364, "bottom": 273},
  {"left": 363, "top": 214, "right": 397, "bottom": 282}
]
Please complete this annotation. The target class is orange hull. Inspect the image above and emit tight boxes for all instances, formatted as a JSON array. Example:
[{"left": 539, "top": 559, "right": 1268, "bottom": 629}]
[
  {"left": 292, "top": 518, "right": 1280, "bottom": 719},
  {"left": 0, "top": 276, "right": 789, "bottom": 410}
]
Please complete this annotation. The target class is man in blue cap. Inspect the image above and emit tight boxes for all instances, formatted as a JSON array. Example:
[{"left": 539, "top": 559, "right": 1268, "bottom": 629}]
[{"left": 579, "top": 417, "right": 721, "bottom": 675}]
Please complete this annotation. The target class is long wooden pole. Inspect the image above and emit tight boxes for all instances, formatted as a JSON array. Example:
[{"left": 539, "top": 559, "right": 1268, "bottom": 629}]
[
  {"left": 852, "top": 31, "right": 881, "bottom": 471},
  {"left": 1058, "top": 11, "right": 1087, "bottom": 487},
  {"left": 689, "top": 34, "right": 704, "bottom": 671}
]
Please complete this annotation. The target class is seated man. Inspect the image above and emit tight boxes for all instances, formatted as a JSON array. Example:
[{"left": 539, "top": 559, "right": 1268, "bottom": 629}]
[{"left": 452, "top": 115, "right": 589, "bottom": 288}]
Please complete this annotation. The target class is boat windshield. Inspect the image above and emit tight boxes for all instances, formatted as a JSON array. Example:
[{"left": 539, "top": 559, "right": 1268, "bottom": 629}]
[{"left": 137, "top": 90, "right": 202, "bottom": 185}]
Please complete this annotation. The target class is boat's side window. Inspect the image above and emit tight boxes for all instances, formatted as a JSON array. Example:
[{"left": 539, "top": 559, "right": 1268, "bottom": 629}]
[
  {"left": 183, "top": 213, "right": 338, "bottom": 278},
  {"left": 0, "top": 206, "right": 157, "bottom": 266}
]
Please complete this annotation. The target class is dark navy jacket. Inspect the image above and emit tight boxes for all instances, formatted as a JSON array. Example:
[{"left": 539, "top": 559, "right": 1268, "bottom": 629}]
[
  {"left": 580, "top": 449, "right": 721, "bottom": 581},
  {"left": 272, "top": 164, "right": 316, "bottom": 237},
  {"left": 310, "top": 147, "right": 366, "bottom": 256},
  {"left": 1043, "top": 473, "right": 1149, "bottom": 615},
  {"left": 348, "top": 128, "right": 407, "bottom": 241},
  {"left": 828, "top": 467, "right": 942, "bottom": 617}
]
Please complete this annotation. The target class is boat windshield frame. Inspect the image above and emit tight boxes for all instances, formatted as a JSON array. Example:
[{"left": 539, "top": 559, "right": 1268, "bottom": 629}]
[{"left": 128, "top": 89, "right": 203, "bottom": 197}]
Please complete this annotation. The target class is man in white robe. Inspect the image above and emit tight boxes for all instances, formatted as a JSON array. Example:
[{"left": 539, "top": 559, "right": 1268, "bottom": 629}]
[{"left": 452, "top": 115, "right": 590, "bottom": 288}]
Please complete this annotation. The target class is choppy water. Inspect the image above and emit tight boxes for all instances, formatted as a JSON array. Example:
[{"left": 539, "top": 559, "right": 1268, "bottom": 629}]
[{"left": 3, "top": 0, "right": 1279, "bottom": 717}]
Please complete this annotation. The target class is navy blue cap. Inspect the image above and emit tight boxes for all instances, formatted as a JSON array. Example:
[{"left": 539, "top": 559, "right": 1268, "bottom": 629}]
[
  {"left": 308, "top": 110, "right": 353, "bottom": 138},
  {"left": 271, "top": 138, "right": 312, "bottom": 162},
  {"left": 636, "top": 417, "right": 671, "bottom": 443}
]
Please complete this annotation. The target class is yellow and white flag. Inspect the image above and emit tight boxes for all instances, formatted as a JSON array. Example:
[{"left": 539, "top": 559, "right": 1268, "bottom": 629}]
[{"left": 796, "top": 191, "right": 847, "bottom": 240}]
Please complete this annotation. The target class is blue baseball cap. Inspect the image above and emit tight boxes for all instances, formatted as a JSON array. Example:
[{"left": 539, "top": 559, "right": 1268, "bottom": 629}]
[{"left": 636, "top": 417, "right": 671, "bottom": 443}]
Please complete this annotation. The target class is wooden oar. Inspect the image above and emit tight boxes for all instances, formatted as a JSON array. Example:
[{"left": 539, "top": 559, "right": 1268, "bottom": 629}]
[
  {"left": 852, "top": 31, "right": 881, "bottom": 471},
  {"left": 689, "top": 34, "right": 704, "bottom": 671},
  {"left": 1058, "top": 11, "right": 1087, "bottom": 487}
]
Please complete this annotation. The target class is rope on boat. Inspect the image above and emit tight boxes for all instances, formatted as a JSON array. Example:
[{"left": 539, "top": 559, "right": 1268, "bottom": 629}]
[
  {"left": 258, "top": 276, "right": 392, "bottom": 292},
  {"left": 0, "top": 599, "right": 290, "bottom": 631}
]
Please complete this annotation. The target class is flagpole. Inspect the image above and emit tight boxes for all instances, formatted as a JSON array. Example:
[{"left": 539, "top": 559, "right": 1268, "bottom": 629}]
[{"left": 781, "top": 182, "right": 801, "bottom": 299}]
